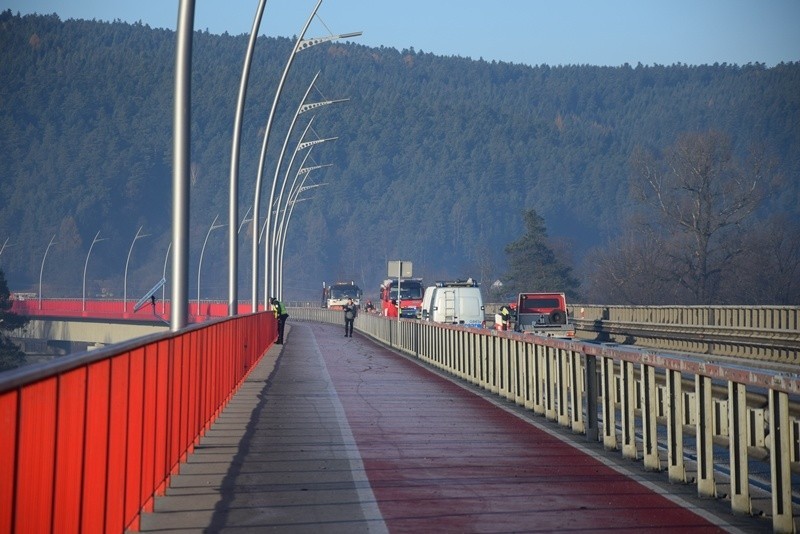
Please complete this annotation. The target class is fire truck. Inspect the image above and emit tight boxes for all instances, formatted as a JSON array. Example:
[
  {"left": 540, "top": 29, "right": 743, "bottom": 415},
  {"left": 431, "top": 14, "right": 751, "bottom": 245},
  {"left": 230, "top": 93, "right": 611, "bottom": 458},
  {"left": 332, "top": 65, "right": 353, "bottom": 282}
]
[
  {"left": 379, "top": 278, "right": 424, "bottom": 318},
  {"left": 322, "top": 281, "right": 362, "bottom": 310}
]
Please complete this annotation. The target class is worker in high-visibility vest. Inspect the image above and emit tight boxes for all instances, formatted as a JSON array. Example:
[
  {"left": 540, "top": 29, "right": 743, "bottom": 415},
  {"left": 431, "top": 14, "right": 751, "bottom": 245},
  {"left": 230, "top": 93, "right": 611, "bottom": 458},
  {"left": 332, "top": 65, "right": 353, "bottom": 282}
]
[
  {"left": 271, "top": 297, "right": 289, "bottom": 344},
  {"left": 498, "top": 305, "right": 512, "bottom": 330}
]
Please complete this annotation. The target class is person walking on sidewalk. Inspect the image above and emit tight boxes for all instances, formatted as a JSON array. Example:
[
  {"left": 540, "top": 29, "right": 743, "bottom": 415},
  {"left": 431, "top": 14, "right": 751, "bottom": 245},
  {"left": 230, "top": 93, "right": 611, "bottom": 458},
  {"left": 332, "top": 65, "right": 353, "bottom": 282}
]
[
  {"left": 271, "top": 297, "right": 289, "bottom": 344},
  {"left": 343, "top": 298, "right": 357, "bottom": 337}
]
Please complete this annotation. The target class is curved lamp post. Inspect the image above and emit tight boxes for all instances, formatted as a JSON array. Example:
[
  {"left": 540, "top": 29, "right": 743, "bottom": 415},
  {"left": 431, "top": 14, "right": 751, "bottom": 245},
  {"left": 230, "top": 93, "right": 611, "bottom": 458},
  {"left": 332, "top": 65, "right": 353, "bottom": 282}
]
[
  {"left": 274, "top": 156, "right": 332, "bottom": 298},
  {"left": 265, "top": 88, "right": 347, "bottom": 301},
  {"left": 196, "top": 214, "right": 226, "bottom": 316},
  {"left": 82, "top": 231, "right": 108, "bottom": 312},
  {"left": 0, "top": 238, "right": 11, "bottom": 257},
  {"left": 260, "top": 148, "right": 315, "bottom": 265},
  {"left": 228, "top": 0, "right": 269, "bottom": 317},
  {"left": 124, "top": 226, "right": 150, "bottom": 313},
  {"left": 276, "top": 176, "right": 330, "bottom": 299},
  {"left": 267, "top": 133, "right": 337, "bottom": 299},
  {"left": 37, "top": 234, "right": 57, "bottom": 310},
  {"left": 250, "top": 0, "right": 361, "bottom": 311}
]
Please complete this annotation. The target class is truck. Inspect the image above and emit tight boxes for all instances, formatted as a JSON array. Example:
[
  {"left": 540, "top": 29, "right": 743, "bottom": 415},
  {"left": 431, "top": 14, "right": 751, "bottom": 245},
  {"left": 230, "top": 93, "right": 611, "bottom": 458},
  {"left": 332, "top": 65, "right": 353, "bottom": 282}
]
[
  {"left": 420, "top": 278, "right": 485, "bottom": 328},
  {"left": 379, "top": 277, "right": 424, "bottom": 318},
  {"left": 511, "top": 292, "right": 575, "bottom": 337},
  {"left": 322, "top": 281, "right": 362, "bottom": 310}
]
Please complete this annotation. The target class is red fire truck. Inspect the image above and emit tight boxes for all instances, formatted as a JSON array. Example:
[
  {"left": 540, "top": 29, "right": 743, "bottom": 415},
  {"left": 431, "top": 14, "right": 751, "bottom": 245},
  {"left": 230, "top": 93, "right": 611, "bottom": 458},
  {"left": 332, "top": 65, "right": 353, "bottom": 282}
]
[
  {"left": 322, "top": 281, "right": 362, "bottom": 310},
  {"left": 379, "top": 278, "right": 424, "bottom": 318}
]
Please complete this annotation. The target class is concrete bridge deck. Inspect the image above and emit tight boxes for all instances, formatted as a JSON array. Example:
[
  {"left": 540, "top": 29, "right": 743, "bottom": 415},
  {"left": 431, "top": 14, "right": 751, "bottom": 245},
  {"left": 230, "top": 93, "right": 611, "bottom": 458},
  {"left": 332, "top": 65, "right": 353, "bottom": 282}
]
[{"left": 136, "top": 321, "right": 770, "bottom": 533}]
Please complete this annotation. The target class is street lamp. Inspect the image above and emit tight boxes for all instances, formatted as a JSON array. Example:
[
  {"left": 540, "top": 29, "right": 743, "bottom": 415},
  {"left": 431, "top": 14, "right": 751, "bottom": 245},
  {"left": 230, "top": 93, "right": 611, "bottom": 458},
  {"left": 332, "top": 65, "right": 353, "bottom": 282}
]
[
  {"left": 276, "top": 175, "right": 329, "bottom": 298},
  {"left": 274, "top": 154, "right": 332, "bottom": 298},
  {"left": 250, "top": 0, "right": 361, "bottom": 311},
  {"left": 171, "top": 0, "right": 195, "bottom": 331},
  {"left": 267, "top": 137, "right": 339, "bottom": 300},
  {"left": 264, "top": 99, "right": 348, "bottom": 301},
  {"left": 196, "top": 214, "right": 226, "bottom": 316},
  {"left": 124, "top": 226, "right": 150, "bottom": 313},
  {"left": 82, "top": 231, "right": 108, "bottom": 312},
  {"left": 37, "top": 234, "right": 57, "bottom": 310},
  {"left": 228, "top": 0, "right": 268, "bottom": 317}
]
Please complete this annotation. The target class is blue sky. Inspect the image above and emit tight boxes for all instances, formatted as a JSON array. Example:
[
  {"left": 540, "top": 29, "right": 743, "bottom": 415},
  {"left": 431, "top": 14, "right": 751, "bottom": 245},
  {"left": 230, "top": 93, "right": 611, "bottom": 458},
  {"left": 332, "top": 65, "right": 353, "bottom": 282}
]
[{"left": 2, "top": 0, "right": 799, "bottom": 67}]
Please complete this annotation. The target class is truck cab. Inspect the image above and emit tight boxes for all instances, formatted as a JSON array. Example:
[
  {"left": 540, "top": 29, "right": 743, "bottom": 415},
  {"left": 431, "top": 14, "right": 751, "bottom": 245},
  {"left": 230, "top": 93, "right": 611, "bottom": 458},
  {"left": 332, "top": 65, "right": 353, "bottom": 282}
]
[
  {"left": 513, "top": 292, "right": 575, "bottom": 337},
  {"left": 323, "top": 281, "right": 362, "bottom": 309},
  {"left": 380, "top": 278, "right": 424, "bottom": 318}
]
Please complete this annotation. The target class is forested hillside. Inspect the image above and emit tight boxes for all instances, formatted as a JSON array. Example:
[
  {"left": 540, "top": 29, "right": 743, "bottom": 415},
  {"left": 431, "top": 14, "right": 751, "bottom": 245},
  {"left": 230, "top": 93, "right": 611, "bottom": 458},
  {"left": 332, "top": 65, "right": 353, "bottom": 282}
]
[{"left": 1, "top": 11, "right": 798, "bottom": 304}]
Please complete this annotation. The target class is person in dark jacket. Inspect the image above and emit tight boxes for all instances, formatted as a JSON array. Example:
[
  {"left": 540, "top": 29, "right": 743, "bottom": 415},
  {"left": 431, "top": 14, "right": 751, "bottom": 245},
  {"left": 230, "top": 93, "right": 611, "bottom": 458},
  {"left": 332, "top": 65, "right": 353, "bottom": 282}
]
[
  {"left": 271, "top": 297, "right": 289, "bottom": 344},
  {"left": 343, "top": 298, "right": 357, "bottom": 337}
]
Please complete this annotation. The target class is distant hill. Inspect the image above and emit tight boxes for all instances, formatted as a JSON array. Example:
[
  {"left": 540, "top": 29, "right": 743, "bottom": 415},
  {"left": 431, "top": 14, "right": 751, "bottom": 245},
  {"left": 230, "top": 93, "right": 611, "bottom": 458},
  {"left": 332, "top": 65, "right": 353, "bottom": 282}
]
[{"left": 1, "top": 11, "right": 798, "bottom": 302}]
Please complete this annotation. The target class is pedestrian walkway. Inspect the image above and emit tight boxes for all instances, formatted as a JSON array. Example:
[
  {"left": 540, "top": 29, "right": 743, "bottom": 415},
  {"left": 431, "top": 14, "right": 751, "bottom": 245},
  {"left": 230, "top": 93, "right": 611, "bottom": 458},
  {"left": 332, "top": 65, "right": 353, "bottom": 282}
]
[{"left": 137, "top": 322, "right": 770, "bottom": 533}]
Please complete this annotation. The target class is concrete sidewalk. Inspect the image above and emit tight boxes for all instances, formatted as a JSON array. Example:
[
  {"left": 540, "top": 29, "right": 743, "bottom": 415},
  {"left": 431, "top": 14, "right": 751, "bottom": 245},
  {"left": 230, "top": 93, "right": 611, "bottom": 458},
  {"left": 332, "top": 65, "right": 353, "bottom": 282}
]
[{"left": 137, "top": 323, "right": 387, "bottom": 533}]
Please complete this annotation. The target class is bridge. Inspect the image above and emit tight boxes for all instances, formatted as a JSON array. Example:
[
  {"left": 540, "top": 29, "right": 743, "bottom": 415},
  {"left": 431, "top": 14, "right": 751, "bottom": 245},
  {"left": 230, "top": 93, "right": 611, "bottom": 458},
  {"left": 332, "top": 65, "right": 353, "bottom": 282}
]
[{"left": 1, "top": 302, "right": 798, "bottom": 532}]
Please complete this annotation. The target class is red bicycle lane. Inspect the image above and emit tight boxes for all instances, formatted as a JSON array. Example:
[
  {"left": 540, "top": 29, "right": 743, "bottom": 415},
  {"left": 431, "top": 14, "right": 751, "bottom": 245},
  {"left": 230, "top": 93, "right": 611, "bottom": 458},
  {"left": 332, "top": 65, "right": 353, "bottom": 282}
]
[{"left": 313, "top": 323, "right": 737, "bottom": 533}]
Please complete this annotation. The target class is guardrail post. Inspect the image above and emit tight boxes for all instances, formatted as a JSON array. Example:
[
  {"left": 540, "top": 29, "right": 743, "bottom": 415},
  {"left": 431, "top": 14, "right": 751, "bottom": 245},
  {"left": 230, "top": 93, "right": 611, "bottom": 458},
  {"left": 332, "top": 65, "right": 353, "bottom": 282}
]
[
  {"left": 695, "top": 374, "right": 716, "bottom": 497},
  {"left": 641, "top": 364, "right": 660, "bottom": 470},
  {"left": 728, "top": 381, "right": 751, "bottom": 514},
  {"left": 569, "top": 350, "right": 584, "bottom": 434},
  {"left": 601, "top": 356, "right": 617, "bottom": 450},
  {"left": 513, "top": 340, "right": 524, "bottom": 406},
  {"left": 666, "top": 369, "right": 686, "bottom": 482},
  {"left": 414, "top": 321, "right": 420, "bottom": 359},
  {"left": 501, "top": 337, "right": 512, "bottom": 400},
  {"left": 523, "top": 343, "right": 535, "bottom": 411},
  {"left": 545, "top": 347, "right": 557, "bottom": 421},
  {"left": 585, "top": 353, "right": 598, "bottom": 441},
  {"left": 621, "top": 360, "right": 637, "bottom": 459},
  {"left": 769, "top": 389, "right": 793, "bottom": 532},
  {"left": 557, "top": 349, "right": 569, "bottom": 427},
  {"left": 533, "top": 344, "right": 546, "bottom": 415}
]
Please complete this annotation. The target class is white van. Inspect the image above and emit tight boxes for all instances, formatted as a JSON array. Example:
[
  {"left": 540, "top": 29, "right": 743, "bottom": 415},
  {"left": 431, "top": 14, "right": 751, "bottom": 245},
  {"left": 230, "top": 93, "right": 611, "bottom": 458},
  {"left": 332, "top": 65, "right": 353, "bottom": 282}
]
[{"left": 420, "top": 279, "right": 485, "bottom": 328}]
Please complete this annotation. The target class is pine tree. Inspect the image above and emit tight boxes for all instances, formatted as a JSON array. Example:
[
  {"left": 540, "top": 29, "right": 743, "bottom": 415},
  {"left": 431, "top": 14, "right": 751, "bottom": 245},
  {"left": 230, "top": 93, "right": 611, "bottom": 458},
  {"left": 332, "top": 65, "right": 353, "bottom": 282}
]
[
  {"left": 503, "top": 209, "right": 580, "bottom": 299},
  {"left": 0, "top": 269, "right": 27, "bottom": 371}
]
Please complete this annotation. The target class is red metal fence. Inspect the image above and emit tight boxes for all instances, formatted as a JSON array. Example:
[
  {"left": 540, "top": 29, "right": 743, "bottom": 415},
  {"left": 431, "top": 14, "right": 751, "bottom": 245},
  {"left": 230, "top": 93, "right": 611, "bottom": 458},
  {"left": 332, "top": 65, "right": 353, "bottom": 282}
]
[
  {"left": 10, "top": 297, "right": 264, "bottom": 321},
  {"left": 0, "top": 312, "right": 276, "bottom": 533}
]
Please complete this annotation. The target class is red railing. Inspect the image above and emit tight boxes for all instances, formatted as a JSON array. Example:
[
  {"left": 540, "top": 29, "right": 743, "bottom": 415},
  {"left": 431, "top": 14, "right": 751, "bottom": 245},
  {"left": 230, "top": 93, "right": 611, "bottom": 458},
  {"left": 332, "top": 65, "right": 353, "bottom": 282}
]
[
  {"left": 10, "top": 298, "right": 266, "bottom": 322},
  {"left": 0, "top": 311, "right": 276, "bottom": 533}
]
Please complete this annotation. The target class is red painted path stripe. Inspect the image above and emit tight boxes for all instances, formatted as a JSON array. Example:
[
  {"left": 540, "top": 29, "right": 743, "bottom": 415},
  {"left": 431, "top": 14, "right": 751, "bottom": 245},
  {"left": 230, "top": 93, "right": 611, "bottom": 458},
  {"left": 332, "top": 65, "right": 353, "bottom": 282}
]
[{"left": 313, "top": 323, "right": 727, "bottom": 533}]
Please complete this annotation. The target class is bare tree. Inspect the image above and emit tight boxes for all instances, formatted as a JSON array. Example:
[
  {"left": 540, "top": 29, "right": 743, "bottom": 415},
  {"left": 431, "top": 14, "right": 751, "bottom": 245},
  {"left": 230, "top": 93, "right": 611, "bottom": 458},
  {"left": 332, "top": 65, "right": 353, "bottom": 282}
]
[
  {"left": 726, "top": 214, "right": 800, "bottom": 304},
  {"left": 630, "top": 131, "right": 765, "bottom": 304}
]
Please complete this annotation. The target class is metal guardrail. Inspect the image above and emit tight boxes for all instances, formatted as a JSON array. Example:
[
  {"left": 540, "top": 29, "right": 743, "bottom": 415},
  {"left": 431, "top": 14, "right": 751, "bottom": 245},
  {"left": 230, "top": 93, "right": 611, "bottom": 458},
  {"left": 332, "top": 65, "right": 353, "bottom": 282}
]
[
  {"left": 290, "top": 307, "right": 799, "bottom": 532},
  {"left": 568, "top": 305, "right": 800, "bottom": 364},
  {"left": 482, "top": 303, "right": 800, "bottom": 364}
]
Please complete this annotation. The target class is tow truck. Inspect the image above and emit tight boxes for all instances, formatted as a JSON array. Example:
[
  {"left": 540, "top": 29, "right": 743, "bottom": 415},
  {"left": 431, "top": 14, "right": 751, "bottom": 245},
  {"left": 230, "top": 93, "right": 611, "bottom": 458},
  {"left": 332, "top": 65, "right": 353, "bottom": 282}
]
[{"left": 511, "top": 292, "right": 575, "bottom": 338}]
